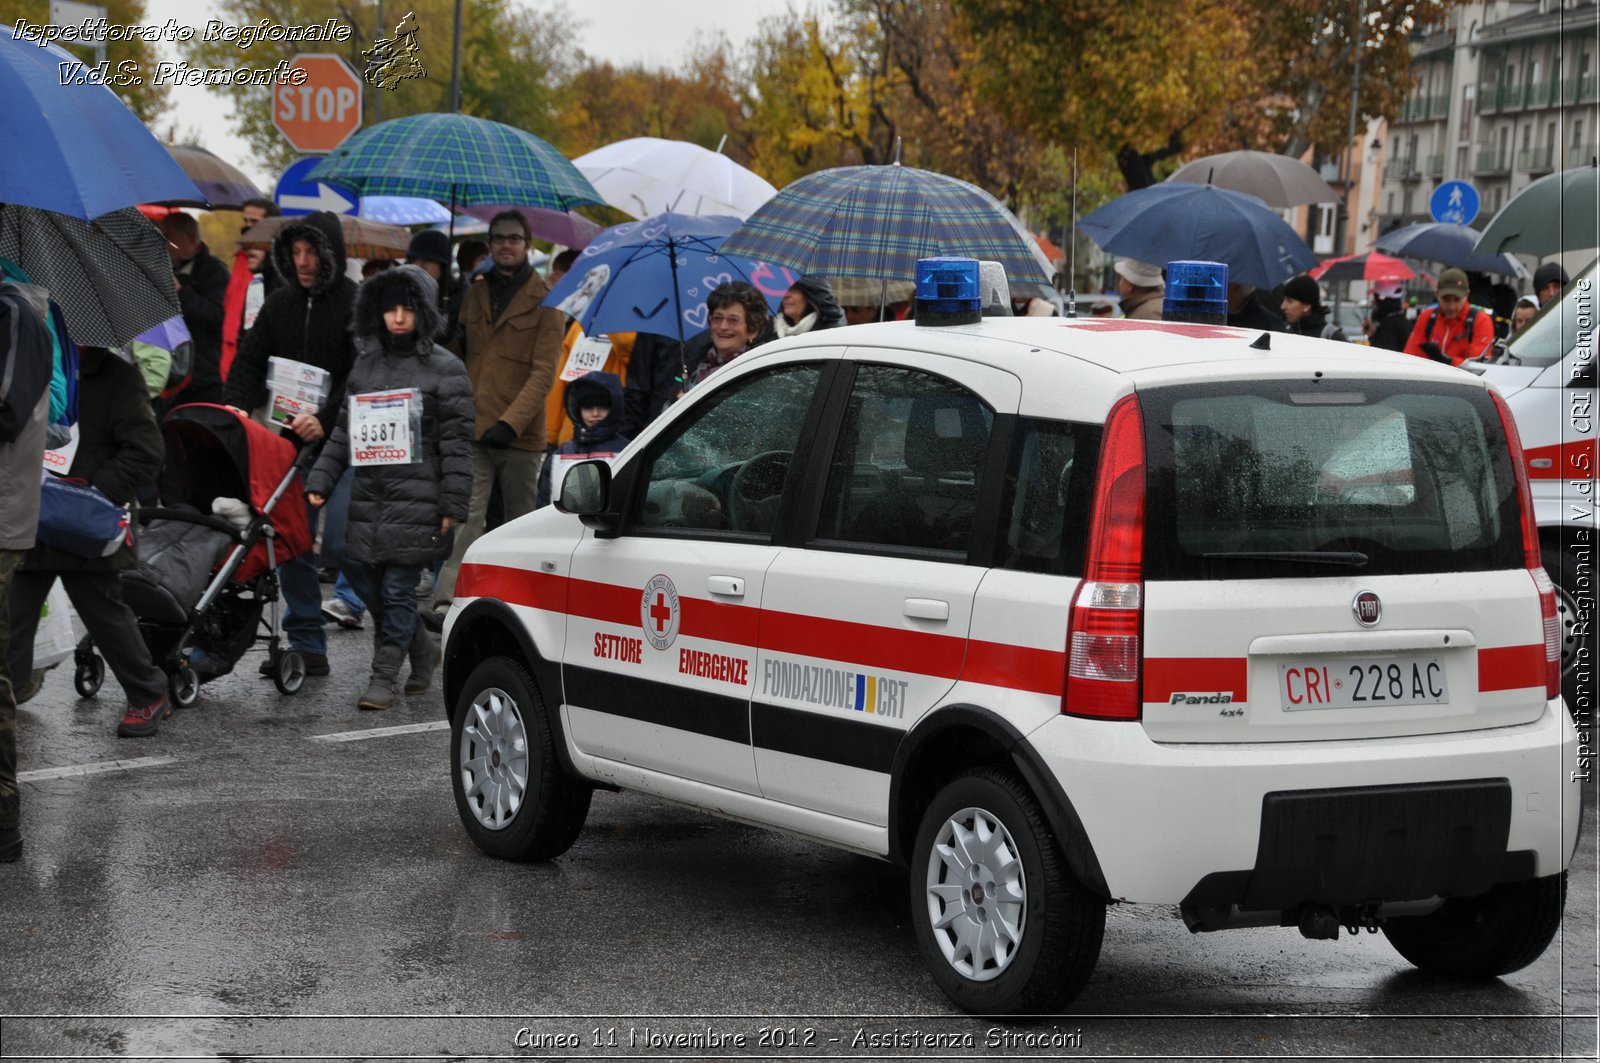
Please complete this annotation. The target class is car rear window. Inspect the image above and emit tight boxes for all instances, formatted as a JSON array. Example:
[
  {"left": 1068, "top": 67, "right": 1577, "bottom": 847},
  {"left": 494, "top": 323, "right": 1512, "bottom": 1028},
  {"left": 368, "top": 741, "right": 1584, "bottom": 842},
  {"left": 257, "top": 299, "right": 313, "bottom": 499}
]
[{"left": 1140, "top": 380, "right": 1524, "bottom": 580}]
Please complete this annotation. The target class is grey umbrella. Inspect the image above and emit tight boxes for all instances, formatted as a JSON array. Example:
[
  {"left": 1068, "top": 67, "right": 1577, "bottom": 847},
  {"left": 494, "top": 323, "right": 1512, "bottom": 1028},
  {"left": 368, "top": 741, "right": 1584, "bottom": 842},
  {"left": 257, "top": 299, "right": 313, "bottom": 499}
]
[
  {"left": 1166, "top": 150, "right": 1339, "bottom": 208},
  {"left": 0, "top": 205, "right": 181, "bottom": 346},
  {"left": 1473, "top": 164, "right": 1599, "bottom": 257},
  {"left": 1375, "top": 221, "right": 1529, "bottom": 277}
]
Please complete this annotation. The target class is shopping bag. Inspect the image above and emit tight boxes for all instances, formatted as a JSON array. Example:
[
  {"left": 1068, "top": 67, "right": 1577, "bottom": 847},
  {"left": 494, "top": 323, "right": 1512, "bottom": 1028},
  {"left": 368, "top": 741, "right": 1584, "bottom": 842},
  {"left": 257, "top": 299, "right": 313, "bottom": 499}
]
[{"left": 34, "top": 582, "right": 76, "bottom": 670}]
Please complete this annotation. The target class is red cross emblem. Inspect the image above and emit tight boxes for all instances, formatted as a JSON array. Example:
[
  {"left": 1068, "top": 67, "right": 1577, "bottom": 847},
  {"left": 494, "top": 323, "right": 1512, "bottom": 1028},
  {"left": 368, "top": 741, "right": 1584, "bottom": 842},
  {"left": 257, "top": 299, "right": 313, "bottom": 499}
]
[
  {"left": 640, "top": 574, "right": 680, "bottom": 650},
  {"left": 1069, "top": 319, "right": 1244, "bottom": 340}
]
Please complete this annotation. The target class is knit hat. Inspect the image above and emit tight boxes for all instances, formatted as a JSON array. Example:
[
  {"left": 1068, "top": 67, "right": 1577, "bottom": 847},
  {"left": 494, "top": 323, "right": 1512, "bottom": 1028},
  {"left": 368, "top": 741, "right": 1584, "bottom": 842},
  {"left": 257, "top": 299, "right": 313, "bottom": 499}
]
[
  {"left": 406, "top": 229, "right": 452, "bottom": 269},
  {"left": 1113, "top": 258, "right": 1164, "bottom": 288},
  {"left": 375, "top": 273, "right": 416, "bottom": 313},
  {"left": 1436, "top": 268, "right": 1469, "bottom": 298},
  {"left": 1533, "top": 261, "right": 1569, "bottom": 291},
  {"left": 1281, "top": 273, "right": 1323, "bottom": 309}
]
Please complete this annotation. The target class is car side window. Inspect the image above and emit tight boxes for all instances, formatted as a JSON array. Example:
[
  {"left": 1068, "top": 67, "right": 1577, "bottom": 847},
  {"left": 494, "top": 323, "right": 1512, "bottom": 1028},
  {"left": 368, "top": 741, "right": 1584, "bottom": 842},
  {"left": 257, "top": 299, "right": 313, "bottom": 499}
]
[
  {"left": 628, "top": 363, "right": 822, "bottom": 536},
  {"left": 814, "top": 364, "right": 994, "bottom": 558},
  {"left": 994, "top": 418, "right": 1101, "bottom": 577}
]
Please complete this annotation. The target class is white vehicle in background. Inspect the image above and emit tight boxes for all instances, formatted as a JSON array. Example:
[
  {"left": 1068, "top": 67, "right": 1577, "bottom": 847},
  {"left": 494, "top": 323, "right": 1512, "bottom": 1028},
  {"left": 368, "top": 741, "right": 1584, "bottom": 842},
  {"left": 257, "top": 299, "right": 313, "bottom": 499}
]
[{"left": 1467, "top": 259, "right": 1597, "bottom": 708}]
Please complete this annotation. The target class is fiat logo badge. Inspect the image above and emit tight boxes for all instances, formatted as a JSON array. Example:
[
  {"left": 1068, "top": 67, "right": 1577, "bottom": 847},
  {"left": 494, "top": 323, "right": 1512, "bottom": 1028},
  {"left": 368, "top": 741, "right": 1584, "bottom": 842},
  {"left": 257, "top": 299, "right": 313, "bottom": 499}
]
[{"left": 1352, "top": 590, "right": 1382, "bottom": 627}]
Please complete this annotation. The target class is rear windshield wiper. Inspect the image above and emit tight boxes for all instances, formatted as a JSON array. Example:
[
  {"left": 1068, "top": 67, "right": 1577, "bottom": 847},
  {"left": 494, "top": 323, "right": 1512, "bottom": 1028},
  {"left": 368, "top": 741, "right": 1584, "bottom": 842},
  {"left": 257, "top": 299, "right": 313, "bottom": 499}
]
[{"left": 1201, "top": 550, "right": 1369, "bottom": 567}]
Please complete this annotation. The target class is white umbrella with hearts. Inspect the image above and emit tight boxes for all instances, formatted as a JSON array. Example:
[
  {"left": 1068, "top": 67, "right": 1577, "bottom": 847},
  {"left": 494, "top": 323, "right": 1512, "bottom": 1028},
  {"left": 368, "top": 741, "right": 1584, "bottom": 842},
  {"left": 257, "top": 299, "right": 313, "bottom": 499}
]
[{"left": 541, "top": 212, "right": 784, "bottom": 345}]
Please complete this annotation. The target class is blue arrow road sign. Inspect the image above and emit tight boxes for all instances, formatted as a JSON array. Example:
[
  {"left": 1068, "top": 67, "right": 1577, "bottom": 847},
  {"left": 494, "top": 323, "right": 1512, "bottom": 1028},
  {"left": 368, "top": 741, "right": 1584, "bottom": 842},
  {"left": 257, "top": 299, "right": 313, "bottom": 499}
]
[
  {"left": 274, "top": 156, "right": 358, "bottom": 217},
  {"left": 1430, "top": 180, "right": 1479, "bottom": 226}
]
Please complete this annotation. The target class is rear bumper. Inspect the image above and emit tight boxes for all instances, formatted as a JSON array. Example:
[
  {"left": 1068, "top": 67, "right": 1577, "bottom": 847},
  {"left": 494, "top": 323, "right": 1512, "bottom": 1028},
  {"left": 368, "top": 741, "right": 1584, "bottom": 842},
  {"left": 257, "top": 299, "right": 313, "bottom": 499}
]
[{"left": 1024, "top": 699, "right": 1581, "bottom": 905}]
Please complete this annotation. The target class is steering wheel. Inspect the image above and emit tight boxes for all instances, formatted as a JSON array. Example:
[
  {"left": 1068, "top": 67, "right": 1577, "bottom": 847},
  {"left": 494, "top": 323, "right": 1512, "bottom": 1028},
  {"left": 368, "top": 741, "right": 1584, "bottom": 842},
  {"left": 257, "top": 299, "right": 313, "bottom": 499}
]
[{"left": 727, "top": 450, "right": 792, "bottom": 532}]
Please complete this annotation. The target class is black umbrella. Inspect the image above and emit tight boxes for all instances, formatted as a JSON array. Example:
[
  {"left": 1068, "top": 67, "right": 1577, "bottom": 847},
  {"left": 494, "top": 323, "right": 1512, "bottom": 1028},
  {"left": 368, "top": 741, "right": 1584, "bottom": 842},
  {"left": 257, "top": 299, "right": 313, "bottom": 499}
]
[{"left": 0, "top": 205, "right": 180, "bottom": 347}]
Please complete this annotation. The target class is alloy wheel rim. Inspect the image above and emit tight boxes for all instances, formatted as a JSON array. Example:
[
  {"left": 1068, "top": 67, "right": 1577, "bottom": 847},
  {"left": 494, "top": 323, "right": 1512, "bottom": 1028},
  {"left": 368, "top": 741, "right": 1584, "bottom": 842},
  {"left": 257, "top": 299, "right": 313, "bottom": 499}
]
[
  {"left": 459, "top": 686, "right": 530, "bottom": 830},
  {"left": 924, "top": 805, "right": 1027, "bottom": 981}
]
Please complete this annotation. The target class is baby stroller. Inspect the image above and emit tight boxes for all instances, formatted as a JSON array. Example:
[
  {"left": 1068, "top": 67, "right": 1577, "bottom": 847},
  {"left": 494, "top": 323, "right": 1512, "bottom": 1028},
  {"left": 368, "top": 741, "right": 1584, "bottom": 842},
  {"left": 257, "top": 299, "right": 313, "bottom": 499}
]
[{"left": 72, "top": 404, "right": 315, "bottom": 706}]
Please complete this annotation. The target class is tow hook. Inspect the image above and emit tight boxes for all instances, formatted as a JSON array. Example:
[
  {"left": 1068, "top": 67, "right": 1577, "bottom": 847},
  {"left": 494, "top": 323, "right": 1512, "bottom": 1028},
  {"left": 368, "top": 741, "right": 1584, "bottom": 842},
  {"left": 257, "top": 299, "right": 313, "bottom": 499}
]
[{"left": 1298, "top": 903, "right": 1386, "bottom": 940}]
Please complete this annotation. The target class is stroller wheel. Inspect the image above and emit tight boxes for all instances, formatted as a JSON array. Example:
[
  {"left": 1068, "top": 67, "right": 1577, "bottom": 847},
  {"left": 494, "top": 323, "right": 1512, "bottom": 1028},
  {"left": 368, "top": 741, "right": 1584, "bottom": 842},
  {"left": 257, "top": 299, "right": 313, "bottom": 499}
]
[
  {"left": 274, "top": 650, "right": 307, "bottom": 695},
  {"left": 73, "top": 655, "right": 105, "bottom": 698},
  {"left": 169, "top": 665, "right": 201, "bottom": 708}
]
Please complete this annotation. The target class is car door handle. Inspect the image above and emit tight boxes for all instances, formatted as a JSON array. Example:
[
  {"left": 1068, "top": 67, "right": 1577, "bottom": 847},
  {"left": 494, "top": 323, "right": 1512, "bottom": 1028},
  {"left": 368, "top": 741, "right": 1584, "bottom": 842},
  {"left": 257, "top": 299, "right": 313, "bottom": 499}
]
[
  {"left": 904, "top": 598, "right": 949, "bottom": 621},
  {"left": 708, "top": 576, "right": 745, "bottom": 597}
]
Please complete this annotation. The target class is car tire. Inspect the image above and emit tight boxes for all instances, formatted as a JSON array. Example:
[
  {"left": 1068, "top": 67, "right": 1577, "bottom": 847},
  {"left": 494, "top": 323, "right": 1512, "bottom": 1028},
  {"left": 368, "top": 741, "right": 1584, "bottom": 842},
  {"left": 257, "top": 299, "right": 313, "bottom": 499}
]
[
  {"left": 1383, "top": 871, "right": 1567, "bottom": 978},
  {"left": 451, "top": 655, "right": 591, "bottom": 862},
  {"left": 1543, "top": 539, "right": 1594, "bottom": 714},
  {"left": 909, "top": 768, "right": 1105, "bottom": 1015}
]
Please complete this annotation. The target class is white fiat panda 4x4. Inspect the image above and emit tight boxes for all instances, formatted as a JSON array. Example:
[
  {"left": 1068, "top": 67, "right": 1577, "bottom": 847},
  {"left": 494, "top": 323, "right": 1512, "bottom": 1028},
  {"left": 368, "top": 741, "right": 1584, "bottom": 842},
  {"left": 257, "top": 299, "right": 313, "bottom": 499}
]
[{"left": 441, "top": 267, "right": 1580, "bottom": 1016}]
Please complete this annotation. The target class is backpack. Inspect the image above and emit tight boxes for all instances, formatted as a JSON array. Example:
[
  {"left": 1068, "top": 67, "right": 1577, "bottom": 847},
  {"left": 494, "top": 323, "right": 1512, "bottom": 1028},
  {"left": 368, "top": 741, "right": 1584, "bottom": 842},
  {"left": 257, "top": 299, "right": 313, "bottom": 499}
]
[
  {"left": 1424, "top": 304, "right": 1481, "bottom": 343},
  {"left": 0, "top": 283, "right": 53, "bottom": 443}
]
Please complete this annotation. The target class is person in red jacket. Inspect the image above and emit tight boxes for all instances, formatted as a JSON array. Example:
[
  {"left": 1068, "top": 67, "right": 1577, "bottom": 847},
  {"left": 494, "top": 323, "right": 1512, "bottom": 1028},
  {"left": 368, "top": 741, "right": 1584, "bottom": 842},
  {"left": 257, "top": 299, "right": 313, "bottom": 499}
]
[
  {"left": 1403, "top": 268, "right": 1497, "bottom": 367},
  {"left": 220, "top": 198, "right": 280, "bottom": 383}
]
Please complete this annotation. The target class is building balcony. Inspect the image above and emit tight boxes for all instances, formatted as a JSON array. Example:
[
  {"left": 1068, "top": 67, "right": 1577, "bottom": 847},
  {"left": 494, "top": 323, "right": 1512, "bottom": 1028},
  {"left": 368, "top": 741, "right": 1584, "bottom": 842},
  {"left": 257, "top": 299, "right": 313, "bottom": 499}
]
[
  {"left": 1475, "top": 150, "right": 1512, "bottom": 176},
  {"left": 1517, "top": 146, "right": 1556, "bottom": 175},
  {"left": 1426, "top": 154, "right": 1445, "bottom": 177},
  {"left": 1569, "top": 143, "right": 1597, "bottom": 167},
  {"left": 1392, "top": 155, "right": 1422, "bottom": 182}
]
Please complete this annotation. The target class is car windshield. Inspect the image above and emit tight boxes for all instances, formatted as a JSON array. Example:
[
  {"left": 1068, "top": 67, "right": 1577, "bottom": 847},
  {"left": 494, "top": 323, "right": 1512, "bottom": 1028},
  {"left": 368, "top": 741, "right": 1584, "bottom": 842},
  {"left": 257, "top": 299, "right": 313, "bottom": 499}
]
[{"left": 1505, "top": 256, "right": 1598, "bottom": 368}]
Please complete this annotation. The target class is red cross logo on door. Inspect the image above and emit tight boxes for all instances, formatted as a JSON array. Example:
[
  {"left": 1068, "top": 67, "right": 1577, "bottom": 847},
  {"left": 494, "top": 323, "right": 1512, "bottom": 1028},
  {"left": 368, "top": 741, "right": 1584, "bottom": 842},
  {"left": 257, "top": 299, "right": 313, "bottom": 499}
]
[{"left": 640, "top": 573, "right": 681, "bottom": 650}]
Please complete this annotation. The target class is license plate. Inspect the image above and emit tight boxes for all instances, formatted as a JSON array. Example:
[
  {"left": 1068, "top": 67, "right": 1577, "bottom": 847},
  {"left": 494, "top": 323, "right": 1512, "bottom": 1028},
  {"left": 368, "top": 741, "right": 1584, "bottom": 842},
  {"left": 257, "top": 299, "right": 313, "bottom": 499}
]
[{"left": 1280, "top": 657, "right": 1449, "bottom": 710}]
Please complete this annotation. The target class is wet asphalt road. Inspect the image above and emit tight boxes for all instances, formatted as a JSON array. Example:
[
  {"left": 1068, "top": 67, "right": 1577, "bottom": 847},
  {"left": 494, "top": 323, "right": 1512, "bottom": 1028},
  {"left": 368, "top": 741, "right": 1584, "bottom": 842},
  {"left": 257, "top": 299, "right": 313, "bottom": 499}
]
[{"left": 0, "top": 619, "right": 1596, "bottom": 1061}]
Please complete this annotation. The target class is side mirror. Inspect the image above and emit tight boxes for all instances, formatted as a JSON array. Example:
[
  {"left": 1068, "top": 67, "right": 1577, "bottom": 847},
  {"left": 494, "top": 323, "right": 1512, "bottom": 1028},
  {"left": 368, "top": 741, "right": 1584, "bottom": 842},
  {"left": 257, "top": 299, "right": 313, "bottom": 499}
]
[{"left": 556, "top": 459, "right": 611, "bottom": 515}]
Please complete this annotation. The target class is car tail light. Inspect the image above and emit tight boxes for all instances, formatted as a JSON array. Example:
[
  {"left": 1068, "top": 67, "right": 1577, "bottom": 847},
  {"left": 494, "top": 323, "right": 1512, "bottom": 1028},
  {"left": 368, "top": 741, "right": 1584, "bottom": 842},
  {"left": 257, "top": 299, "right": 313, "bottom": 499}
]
[
  {"left": 1065, "top": 394, "right": 1146, "bottom": 719},
  {"left": 1490, "top": 388, "right": 1560, "bottom": 700}
]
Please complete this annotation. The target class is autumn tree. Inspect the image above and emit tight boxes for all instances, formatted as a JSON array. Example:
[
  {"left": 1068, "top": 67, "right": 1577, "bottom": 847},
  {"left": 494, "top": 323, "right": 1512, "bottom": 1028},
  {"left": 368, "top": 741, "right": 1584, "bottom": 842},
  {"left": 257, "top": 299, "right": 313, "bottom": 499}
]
[
  {"left": 554, "top": 39, "right": 746, "bottom": 159},
  {"left": 0, "top": 0, "right": 166, "bottom": 119},
  {"left": 952, "top": 0, "right": 1454, "bottom": 190},
  {"left": 183, "top": 0, "right": 579, "bottom": 176}
]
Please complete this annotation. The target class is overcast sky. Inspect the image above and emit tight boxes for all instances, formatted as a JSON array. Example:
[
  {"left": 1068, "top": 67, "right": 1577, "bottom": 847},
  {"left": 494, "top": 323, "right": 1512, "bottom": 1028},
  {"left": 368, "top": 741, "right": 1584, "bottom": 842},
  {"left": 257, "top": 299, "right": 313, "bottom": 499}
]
[{"left": 137, "top": 0, "right": 795, "bottom": 189}]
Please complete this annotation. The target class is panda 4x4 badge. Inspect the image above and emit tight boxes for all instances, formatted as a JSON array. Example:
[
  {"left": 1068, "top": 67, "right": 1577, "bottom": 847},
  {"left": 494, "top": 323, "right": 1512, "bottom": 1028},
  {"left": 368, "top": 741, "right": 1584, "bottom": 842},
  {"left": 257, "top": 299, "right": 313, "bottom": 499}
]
[{"left": 641, "top": 573, "right": 681, "bottom": 650}]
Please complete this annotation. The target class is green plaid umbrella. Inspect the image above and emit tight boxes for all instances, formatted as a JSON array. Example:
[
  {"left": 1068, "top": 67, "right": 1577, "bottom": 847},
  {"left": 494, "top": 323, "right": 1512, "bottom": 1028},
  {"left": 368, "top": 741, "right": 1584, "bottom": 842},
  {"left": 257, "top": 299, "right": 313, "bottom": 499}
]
[
  {"left": 307, "top": 112, "right": 602, "bottom": 212},
  {"left": 719, "top": 163, "right": 1054, "bottom": 290}
]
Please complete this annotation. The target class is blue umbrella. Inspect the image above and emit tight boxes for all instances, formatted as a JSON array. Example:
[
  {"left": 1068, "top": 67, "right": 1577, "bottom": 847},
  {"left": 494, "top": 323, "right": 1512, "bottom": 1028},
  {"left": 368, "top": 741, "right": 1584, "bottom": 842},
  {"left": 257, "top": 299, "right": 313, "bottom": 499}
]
[
  {"left": 1375, "top": 222, "right": 1528, "bottom": 277},
  {"left": 543, "top": 213, "right": 781, "bottom": 342},
  {"left": 0, "top": 25, "right": 202, "bottom": 217},
  {"left": 1079, "top": 183, "right": 1316, "bottom": 289}
]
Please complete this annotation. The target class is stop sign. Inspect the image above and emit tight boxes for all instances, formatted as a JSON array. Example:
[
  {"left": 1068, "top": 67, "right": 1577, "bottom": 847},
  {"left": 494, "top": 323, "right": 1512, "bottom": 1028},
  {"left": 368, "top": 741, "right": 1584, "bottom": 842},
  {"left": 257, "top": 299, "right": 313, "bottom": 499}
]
[{"left": 273, "top": 54, "right": 363, "bottom": 154}]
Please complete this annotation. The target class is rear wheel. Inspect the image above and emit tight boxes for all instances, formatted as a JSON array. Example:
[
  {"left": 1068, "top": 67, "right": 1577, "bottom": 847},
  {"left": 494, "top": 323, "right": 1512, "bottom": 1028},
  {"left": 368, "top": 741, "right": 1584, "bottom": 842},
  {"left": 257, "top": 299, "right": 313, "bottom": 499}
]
[
  {"left": 73, "top": 654, "right": 104, "bottom": 698},
  {"left": 1383, "top": 872, "right": 1567, "bottom": 978},
  {"left": 452, "top": 656, "right": 591, "bottom": 861},
  {"left": 909, "top": 768, "right": 1105, "bottom": 1015},
  {"left": 1544, "top": 539, "right": 1594, "bottom": 713}
]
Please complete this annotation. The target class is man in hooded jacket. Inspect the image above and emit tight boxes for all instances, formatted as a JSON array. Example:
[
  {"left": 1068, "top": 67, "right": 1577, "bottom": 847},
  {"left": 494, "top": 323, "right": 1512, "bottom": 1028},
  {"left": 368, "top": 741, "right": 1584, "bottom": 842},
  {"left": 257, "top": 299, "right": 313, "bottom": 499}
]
[{"left": 224, "top": 211, "right": 359, "bottom": 678}]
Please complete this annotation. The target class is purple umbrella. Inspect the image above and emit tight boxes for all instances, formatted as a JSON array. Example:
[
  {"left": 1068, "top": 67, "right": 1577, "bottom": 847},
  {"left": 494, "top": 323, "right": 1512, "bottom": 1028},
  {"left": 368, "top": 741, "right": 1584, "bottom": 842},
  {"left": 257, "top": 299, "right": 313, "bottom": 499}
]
[
  {"left": 460, "top": 205, "right": 603, "bottom": 249},
  {"left": 133, "top": 315, "right": 190, "bottom": 351},
  {"left": 162, "top": 145, "right": 265, "bottom": 210}
]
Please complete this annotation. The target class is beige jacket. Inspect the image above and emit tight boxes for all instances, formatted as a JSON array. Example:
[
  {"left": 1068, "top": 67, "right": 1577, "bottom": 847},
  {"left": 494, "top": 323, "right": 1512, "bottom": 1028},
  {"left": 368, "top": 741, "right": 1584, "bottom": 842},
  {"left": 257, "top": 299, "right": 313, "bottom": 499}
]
[{"left": 450, "top": 270, "right": 564, "bottom": 450}]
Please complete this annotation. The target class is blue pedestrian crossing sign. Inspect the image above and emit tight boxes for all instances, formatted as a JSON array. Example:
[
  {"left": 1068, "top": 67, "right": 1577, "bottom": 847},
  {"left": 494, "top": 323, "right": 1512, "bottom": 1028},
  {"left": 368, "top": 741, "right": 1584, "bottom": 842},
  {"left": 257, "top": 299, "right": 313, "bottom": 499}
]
[
  {"left": 274, "top": 156, "right": 358, "bottom": 217},
  {"left": 1430, "top": 180, "right": 1480, "bottom": 226}
]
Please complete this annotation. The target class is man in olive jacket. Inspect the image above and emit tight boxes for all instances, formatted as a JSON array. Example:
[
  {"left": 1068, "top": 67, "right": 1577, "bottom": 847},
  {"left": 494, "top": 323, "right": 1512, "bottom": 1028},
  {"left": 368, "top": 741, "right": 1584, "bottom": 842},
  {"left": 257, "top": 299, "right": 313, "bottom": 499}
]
[{"left": 428, "top": 210, "right": 563, "bottom": 624}]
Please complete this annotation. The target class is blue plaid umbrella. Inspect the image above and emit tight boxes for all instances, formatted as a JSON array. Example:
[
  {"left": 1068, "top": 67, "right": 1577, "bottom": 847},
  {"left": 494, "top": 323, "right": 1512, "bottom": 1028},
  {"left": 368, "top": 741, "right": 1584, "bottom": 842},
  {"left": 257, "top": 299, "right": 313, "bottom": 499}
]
[
  {"left": 307, "top": 113, "right": 602, "bottom": 213},
  {"left": 543, "top": 213, "right": 781, "bottom": 342},
  {"left": 1079, "top": 183, "right": 1316, "bottom": 290},
  {"left": 719, "top": 164, "right": 1054, "bottom": 291}
]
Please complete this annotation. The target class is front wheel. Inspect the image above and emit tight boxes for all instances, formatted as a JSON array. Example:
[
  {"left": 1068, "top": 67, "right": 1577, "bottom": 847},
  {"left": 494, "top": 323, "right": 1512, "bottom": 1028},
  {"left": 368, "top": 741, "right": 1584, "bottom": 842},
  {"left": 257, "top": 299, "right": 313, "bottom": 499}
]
[
  {"left": 909, "top": 768, "right": 1105, "bottom": 1015},
  {"left": 74, "top": 654, "right": 104, "bottom": 698},
  {"left": 1383, "top": 872, "right": 1567, "bottom": 978},
  {"left": 169, "top": 664, "right": 200, "bottom": 708},
  {"left": 273, "top": 650, "right": 306, "bottom": 696},
  {"left": 451, "top": 656, "right": 591, "bottom": 861}
]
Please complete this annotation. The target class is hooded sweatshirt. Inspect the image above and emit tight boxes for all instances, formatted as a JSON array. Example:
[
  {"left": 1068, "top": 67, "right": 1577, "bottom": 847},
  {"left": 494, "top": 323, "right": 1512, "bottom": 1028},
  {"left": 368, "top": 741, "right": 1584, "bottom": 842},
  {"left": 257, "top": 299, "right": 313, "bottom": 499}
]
[
  {"left": 535, "top": 370, "right": 628, "bottom": 508},
  {"left": 306, "top": 264, "right": 474, "bottom": 565},
  {"left": 223, "top": 211, "right": 359, "bottom": 437},
  {"left": 771, "top": 276, "right": 845, "bottom": 340}
]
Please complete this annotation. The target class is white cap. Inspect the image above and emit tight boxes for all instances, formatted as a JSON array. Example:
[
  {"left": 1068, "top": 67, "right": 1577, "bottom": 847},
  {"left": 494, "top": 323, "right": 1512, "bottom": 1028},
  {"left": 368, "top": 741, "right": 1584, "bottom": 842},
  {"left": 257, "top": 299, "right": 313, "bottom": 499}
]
[{"left": 1113, "top": 258, "right": 1164, "bottom": 288}]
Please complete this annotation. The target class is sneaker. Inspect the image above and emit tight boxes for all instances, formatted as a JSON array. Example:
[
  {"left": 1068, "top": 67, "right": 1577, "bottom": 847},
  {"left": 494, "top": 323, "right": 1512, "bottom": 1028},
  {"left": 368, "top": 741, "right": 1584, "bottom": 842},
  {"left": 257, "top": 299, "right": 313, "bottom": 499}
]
[
  {"left": 414, "top": 569, "right": 436, "bottom": 599},
  {"left": 257, "top": 651, "right": 331, "bottom": 677},
  {"left": 0, "top": 827, "right": 20, "bottom": 862},
  {"left": 420, "top": 607, "right": 446, "bottom": 633},
  {"left": 321, "top": 597, "right": 364, "bottom": 630},
  {"left": 117, "top": 696, "right": 171, "bottom": 738},
  {"left": 14, "top": 669, "right": 45, "bottom": 705}
]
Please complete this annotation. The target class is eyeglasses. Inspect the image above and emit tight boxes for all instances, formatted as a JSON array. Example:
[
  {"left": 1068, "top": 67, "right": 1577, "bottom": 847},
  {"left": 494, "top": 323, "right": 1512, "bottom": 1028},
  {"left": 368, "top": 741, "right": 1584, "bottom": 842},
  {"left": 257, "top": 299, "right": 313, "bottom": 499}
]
[
  {"left": 489, "top": 233, "right": 527, "bottom": 245},
  {"left": 709, "top": 313, "right": 747, "bottom": 327}
]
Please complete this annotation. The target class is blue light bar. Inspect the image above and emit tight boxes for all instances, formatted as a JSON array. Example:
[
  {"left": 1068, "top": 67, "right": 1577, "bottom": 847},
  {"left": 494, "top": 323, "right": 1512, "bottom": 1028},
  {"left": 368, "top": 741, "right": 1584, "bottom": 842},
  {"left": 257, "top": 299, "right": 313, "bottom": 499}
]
[
  {"left": 1163, "top": 260, "right": 1228, "bottom": 324},
  {"left": 915, "top": 257, "right": 982, "bottom": 326}
]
